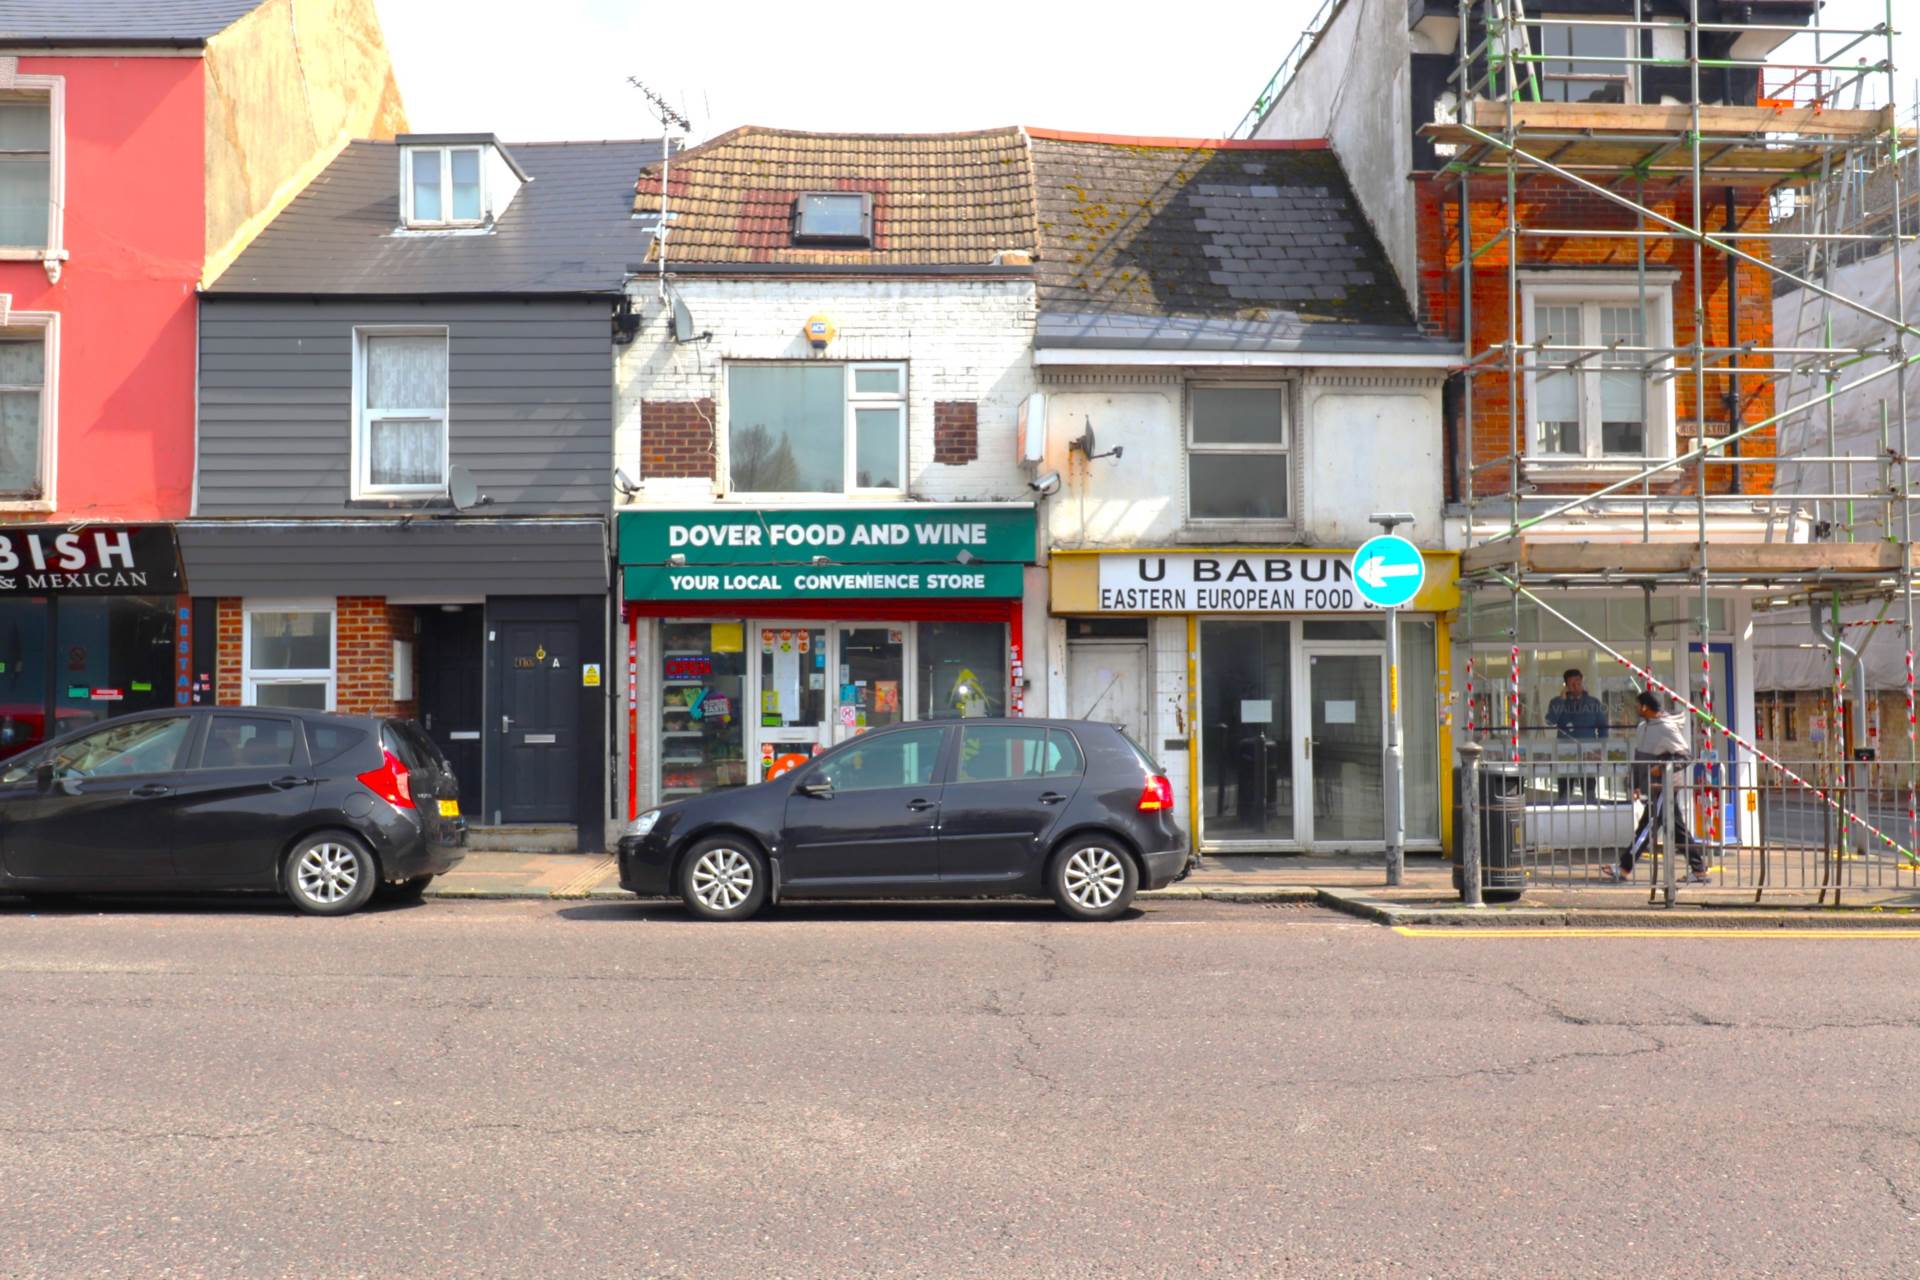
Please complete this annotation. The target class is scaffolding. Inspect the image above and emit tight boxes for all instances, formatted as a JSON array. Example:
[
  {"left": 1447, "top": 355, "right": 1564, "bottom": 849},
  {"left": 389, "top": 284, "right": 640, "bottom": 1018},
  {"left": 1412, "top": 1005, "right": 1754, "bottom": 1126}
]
[{"left": 1422, "top": 0, "right": 1920, "bottom": 898}]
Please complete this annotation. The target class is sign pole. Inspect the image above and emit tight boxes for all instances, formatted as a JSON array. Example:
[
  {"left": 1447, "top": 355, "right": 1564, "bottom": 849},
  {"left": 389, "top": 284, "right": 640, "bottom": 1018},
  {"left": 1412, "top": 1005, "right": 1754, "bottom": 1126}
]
[
  {"left": 1385, "top": 601, "right": 1405, "bottom": 886},
  {"left": 1356, "top": 513, "right": 1420, "bottom": 889}
]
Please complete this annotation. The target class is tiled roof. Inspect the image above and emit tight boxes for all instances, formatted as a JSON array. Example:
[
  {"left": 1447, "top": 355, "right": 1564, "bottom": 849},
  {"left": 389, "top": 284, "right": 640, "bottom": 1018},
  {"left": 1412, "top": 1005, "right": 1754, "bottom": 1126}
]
[
  {"left": 633, "top": 126, "right": 1038, "bottom": 267},
  {"left": 0, "top": 0, "right": 261, "bottom": 41},
  {"left": 1028, "top": 129, "right": 1411, "bottom": 327},
  {"left": 211, "top": 139, "right": 660, "bottom": 295}
]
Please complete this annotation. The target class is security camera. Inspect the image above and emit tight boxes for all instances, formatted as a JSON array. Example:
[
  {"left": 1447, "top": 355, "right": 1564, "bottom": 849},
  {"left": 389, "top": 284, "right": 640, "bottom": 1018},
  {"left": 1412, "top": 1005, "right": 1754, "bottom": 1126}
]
[
  {"left": 1029, "top": 470, "right": 1062, "bottom": 497},
  {"left": 614, "top": 467, "right": 639, "bottom": 496}
]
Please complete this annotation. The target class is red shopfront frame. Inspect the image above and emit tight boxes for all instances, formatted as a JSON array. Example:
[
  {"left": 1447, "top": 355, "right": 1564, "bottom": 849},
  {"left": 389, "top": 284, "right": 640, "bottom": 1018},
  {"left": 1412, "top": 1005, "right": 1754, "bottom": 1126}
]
[{"left": 623, "top": 597, "right": 1024, "bottom": 819}]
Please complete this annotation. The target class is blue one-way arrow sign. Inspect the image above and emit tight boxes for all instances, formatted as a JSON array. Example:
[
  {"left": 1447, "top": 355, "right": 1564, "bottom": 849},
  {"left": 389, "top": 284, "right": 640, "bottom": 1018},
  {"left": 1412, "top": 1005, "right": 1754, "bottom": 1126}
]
[{"left": 1351, "top": 534, "right": 1426, "bottom": 609}]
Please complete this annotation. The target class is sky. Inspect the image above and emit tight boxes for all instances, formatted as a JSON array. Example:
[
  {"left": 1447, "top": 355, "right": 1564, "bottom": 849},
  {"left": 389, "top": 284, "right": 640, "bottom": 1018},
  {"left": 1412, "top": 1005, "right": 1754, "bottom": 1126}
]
[{"left": 373, "top": 0, "right": 1918, "bottom": 146}]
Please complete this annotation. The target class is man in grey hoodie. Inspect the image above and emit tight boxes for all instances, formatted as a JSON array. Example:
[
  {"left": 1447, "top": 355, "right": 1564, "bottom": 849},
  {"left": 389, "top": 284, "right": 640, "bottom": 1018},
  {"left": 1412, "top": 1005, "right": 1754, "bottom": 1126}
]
[{"left": 1607, "top": 690, "right": 1709, "bottom": 882}]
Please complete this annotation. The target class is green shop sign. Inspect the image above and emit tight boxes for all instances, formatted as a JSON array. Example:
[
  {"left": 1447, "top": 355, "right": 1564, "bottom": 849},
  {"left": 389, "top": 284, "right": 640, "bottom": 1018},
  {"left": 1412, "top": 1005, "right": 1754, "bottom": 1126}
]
[
  {"left": 617, "top": 506, "right": 1036, "bottom": 567},
  {"left": 624, "top": 562, "right": 1024, "bottom": 601}
]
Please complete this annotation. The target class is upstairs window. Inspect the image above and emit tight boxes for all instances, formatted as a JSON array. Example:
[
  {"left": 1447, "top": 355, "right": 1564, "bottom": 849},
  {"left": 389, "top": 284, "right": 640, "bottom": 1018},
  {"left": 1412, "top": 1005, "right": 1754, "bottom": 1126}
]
[
  {"left": 726, "top": 361, "right": 905, "bottom": 495},
  {"left": 1536, "top": 17, "right": 1633, "bottom": 104},
  {"left": 355, "top": 329, "right": 450, "bottom": 495},
  {"left": 1523, "top": 277, "right": 1674, "bottom": 462},
  {"left": 404, "top": 146, "right": 484, "bottom": 227},
  {"left": 0, "top": 97, "right": 49, "bottom": 248},
  {"left": 1187, "top": 385, "right": 1290, "bottom": 522},
  {"left": 792, "top": 193, "right": 872, "bottom": 245},
  {"left": 0, "top": 328, "right": 45, "bottom": 497}
]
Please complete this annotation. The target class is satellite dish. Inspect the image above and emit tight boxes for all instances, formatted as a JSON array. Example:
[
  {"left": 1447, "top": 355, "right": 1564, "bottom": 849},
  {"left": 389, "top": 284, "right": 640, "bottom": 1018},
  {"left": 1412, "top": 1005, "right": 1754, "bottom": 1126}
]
[
  {"left": 672, "top": 296, "right": 696, "bottom": 343},
  {"left": 1070, "top": 423, "right": 1096, "bottom": 457},
  {"left": 449, "top": 465, "right": 480, "bottom": 512}
]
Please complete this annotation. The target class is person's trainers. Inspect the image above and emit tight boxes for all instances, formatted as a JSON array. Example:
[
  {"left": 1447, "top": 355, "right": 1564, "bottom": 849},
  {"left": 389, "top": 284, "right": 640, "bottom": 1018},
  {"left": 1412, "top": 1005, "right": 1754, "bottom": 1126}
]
[
  {"left": 1598, "top": 866, "right": 1626, "bottom": 882},
  {"left": 1685, "top": 872, "right": 1711, "bottom": 884}
]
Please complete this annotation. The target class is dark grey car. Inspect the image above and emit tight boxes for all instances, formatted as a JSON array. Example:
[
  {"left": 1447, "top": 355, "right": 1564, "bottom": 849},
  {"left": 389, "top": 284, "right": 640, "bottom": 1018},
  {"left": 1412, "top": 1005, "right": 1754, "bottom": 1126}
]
[{"left": 618, "top": 718, "right": 1189, "bottom": 921}]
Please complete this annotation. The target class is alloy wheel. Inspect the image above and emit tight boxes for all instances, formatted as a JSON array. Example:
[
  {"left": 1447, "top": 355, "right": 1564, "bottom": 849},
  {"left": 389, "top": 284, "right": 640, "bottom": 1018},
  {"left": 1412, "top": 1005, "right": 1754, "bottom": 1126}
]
[
  {"left": 296, "top": 842, "right": 361, "bottom": 905},
  {"left": 1063, "top": 847, "right": 1126, "bottom": 911},
  {"left": 690, "top": 847, "right": 755, "bottom": 912}
]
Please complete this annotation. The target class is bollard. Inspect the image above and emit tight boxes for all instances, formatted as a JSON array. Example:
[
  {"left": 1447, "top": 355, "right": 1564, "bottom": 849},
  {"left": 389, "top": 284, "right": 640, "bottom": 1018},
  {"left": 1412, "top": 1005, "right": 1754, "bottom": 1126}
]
[
  {"left": 1662, "top": 762, "right": 1679, "bottom": 908},
  {"left": 1459, "top": 741, "right": 1484, "bottom": 907}
]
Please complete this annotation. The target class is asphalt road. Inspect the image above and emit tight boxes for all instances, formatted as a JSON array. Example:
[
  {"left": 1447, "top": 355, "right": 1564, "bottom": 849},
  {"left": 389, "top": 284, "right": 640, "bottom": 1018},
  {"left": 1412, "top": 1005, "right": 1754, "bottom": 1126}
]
[{"left": 2, "top": 896, "right": 1918, "bottom": 1279}]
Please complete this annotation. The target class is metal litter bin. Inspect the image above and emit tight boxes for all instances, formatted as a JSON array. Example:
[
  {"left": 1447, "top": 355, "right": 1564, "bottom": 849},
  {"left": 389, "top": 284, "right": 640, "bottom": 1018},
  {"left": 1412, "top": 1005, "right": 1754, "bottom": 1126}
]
[{"left": 1455, "top": 760, "right": 1526, "bottom": 903}]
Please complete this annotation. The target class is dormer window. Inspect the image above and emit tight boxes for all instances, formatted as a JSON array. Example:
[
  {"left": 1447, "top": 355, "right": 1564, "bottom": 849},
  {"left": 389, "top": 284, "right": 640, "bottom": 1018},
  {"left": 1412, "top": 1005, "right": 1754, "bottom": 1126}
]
[
  {"left": 396, "top": 133, "right": 527, "bottom": 231},
  {"left": 408, "top": 146, "right": 483, "bottom": 226},
  {"left": 792, "top": 192, "right": 872, "bottom": 245}
]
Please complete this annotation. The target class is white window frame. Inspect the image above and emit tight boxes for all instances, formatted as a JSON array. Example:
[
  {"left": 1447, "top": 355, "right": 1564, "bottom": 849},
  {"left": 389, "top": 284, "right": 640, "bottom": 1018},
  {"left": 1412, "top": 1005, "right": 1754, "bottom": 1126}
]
[
  {"left": 352, "top": 325, "right": 451, "bottom": 499},
  {"left": 722, "top": 361, "right": 908, "bottom": 500},
  {"left": 400, "top": 145, "right": 486, "bottom": 229},
  {"left": 0, "top": 308, "right": 57, "bottom": 512},
  {"left": 1535, "top": 13, "right": 1637, "bottom": 105},
  {"left": 1184, "top": 381, "right": 1295, "bottom": 526},
  {"left": 0, "top": 63, "right": 66, "bottom": 280},
  {"left": 1521, "top": 272, "right": 1676, "bottom": 470},
  {"left": 241, "top": 599, "right": 337, "bottom": 711}
]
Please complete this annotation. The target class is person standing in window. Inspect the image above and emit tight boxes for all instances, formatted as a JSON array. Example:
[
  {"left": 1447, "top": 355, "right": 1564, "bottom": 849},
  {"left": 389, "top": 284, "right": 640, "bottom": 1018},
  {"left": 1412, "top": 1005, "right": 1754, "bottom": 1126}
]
[{"left": 1545, "top": 667, "right": 1606, "bottom": 801}]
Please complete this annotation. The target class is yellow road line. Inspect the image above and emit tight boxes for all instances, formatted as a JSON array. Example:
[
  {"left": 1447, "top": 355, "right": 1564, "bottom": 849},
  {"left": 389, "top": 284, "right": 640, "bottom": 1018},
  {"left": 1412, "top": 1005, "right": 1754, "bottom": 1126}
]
[{"left": 1393, "top": 926, "right": 1920, "bottom": 939}]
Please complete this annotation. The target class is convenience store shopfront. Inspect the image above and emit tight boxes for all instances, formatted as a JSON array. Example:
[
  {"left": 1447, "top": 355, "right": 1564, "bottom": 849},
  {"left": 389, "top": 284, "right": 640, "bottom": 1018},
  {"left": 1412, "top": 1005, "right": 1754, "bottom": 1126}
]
[
  {"left": 617, "top": 506, "right": 1038, "bottom": 813},
  {"left": 1050, "top": 548, "right": 1459, "bottom": 854}
]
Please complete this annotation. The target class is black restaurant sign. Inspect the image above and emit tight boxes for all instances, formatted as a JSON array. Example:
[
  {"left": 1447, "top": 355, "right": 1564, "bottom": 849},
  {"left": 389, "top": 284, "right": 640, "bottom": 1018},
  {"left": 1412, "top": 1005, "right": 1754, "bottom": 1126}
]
[{"left": 0, "top": 525, "right": 183, "bottom": 594}]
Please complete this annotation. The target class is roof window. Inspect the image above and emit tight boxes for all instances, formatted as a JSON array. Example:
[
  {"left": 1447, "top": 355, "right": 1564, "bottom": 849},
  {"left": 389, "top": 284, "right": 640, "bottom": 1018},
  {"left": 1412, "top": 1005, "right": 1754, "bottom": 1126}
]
[
  {"left": 792, "top": 192, "right": 872, "bottom": 245},
  {"left": 397, "top": 134, "right": 527, "bottom": 231}
]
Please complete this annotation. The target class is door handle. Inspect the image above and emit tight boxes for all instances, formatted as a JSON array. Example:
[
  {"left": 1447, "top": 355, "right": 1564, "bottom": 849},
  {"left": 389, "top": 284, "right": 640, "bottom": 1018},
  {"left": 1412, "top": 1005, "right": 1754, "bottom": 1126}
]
[
  {"left": 1304, "top": 736, "right": 1312, "bottom": 760},
  {"left": 269, "top": 776, "right": 312, "bottom": 790},
  {"left": 130, "top": 784, "right": 172, "bottom": 799},
  {"left": 1038, "top": 791, "right": 1067, "bottom": 805},
  {"left": 502, "top": 714, "right": 514, "bottom": 733},
  {"left": 906, "top": 798, "right": 936, "bottom": 812}
]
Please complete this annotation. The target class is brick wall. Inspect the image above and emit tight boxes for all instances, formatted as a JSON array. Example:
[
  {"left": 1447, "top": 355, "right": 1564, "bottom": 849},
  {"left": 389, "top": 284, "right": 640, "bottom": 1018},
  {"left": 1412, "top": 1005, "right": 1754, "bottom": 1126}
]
[
  {"left": 614, "top": 278, "right": 1037, "bottom": 504},
  {"left": 214, "top": 595, "right": 417, "bottom": 718},
  {"left": 640, "top": 399, "right": 716, "bottom": 480},
  {"left": 933, "top": 400, "right": 978, "bottom": 464},
  {"left": 1415, "top": 174, "right": 1777, "bottom": 498}
]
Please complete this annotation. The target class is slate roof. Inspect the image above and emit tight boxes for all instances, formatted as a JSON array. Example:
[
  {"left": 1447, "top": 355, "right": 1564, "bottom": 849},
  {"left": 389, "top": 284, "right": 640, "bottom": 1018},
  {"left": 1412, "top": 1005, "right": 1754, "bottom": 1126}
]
[
  {"left": 1028, "top": 129, "right": 1412, "bottom": 329},
  {"left": 0, "top": 0, "right": 262, "bottom": 42},
  {"left": 632, "top": 126, "right": 1038, "bottom": 267},
  {"left": 211, "top": 139, "right": 662, "bottom": 295}
]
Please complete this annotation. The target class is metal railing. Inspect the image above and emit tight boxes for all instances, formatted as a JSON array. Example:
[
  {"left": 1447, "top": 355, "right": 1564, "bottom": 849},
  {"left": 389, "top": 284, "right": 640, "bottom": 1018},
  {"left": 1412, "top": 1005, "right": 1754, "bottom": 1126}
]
[{"left": 1459, "top": 752, "right": 1920, "bottom": 905}]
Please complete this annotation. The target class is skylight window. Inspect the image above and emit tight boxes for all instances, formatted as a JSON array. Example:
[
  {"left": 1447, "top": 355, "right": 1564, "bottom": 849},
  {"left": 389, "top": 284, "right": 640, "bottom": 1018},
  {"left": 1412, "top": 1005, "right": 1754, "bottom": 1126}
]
[{"left": 792, "top": 193, "right": 872, "bottom": 245}]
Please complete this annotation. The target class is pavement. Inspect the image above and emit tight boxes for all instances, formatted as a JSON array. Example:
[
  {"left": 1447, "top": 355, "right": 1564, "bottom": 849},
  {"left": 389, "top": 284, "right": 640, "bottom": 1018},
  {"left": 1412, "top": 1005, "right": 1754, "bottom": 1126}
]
[
  {"left": 432, "top": 849, "right": 1920, "bottom": 928},
  {"left": 5, "top": 896, "right": 1919, "bottom": 1278}
]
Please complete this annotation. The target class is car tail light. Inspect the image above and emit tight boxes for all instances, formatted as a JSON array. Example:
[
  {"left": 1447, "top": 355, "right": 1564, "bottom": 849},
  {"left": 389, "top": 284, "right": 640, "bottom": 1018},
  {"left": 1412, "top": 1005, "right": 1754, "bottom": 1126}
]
[
  {"left": 1138, "top": 774, "right": 1175, "bottom": 812},
  {"left": 357, "top": 749, "right": 415, "bottom": 810}
]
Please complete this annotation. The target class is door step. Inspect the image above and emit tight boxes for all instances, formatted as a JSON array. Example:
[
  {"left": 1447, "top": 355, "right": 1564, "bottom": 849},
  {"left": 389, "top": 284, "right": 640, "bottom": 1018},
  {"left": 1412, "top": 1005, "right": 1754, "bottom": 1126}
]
[{"left": 466, "top": 824, "right": 579, "bottom": 854}]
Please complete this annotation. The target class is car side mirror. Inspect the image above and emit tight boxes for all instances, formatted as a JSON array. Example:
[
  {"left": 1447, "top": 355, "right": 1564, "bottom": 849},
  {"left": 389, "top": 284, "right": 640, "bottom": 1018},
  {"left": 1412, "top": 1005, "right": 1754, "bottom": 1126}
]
[
  {"left": 797, "top": 779, "right": 834, "bottom": 799},
  {"left": 33, "top": 762, "right": 53, "bottom": 791}
]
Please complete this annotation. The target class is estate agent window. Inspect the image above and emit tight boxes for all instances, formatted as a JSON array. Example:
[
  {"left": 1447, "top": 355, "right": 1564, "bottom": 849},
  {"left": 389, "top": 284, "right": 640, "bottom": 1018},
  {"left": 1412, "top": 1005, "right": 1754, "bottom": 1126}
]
[
  {"left": 1522, "top": 276, "right": 1674, "bottom": 463},
  {"left": 1188, "top": 385, "right": 1290, "bottom": 522},
  {"left": 355, "top": 329, "right": 451, "bottom": 496},
  {"left": 244, "top": 603, "right": 335, "bottom": 710},
  {"left": 726, "top": 362, "right": 906, "bottom": 495}
]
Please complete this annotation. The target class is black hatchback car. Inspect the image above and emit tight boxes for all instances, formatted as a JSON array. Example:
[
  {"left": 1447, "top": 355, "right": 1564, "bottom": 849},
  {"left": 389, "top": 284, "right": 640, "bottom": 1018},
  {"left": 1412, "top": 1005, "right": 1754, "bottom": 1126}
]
[
  {"left": 0, "top": 707, "right": 466, "bottom": 916},
  {"left": 619, "top": 717, "right": 1188, "bottom": 921}
]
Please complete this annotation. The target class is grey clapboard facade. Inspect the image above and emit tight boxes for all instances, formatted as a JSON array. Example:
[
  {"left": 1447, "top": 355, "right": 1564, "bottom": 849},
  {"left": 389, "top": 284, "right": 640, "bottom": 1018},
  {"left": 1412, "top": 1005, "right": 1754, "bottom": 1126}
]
[
  {"left": 196, "top": 298, "right": 612, "bottom": 520},
  {"left": 186, "top": 138, "right": 654, "bottom": 847}
]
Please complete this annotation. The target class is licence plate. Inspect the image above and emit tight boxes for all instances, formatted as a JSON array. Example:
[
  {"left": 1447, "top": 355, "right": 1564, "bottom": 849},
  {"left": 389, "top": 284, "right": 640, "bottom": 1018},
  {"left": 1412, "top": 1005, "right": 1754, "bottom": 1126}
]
[{"left": 437, "top": 799, "right": 460, "bottom": 818}]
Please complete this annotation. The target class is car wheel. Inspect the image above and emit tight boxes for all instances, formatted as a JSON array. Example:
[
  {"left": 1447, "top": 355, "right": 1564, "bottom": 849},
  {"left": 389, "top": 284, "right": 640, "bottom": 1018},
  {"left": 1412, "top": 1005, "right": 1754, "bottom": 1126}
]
[
  {"left": 284, "top": 833, "right": 378, "bottom": 917},
  {"left": 376, "top": 875, "right": 434, "bottom": 903},
  {"left": 678, "top": 837, "right": 768, "bottom": 921},
  {"left": 1049, "top": 838, "right": 1138, "bottom": 921}
]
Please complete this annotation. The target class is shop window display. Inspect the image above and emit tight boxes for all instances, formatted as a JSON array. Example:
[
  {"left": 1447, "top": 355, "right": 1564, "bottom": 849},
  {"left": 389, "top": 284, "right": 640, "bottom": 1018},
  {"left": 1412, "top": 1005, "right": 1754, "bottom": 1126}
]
[
  {"left": 660, "top": 621, "right": 748, "bottom": 796},
  {"left": 917, "top": 622, "right": 1005, "bottom": 720}
]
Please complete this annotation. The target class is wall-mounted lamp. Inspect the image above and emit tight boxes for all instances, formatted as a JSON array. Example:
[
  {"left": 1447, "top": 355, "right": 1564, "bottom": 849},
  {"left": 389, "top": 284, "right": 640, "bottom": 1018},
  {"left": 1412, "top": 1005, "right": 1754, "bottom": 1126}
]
[
  {"left": 955, "top": 549, "right": 978, "bottom": 566},
  {"left": 668, "top": 553, "right": 687, "bottom": 567}
]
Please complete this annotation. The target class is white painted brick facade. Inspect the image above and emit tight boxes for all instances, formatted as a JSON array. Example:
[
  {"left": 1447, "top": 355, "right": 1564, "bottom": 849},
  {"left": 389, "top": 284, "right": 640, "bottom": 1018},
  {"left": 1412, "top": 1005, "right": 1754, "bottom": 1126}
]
[{"left": 615, "top": 278, "right": 1039, "bottom": 504}]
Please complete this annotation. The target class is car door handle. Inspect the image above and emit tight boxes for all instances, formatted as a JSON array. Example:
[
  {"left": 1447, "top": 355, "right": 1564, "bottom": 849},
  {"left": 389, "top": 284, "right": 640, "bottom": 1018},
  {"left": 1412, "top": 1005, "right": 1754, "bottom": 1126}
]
[
  {"left": 906, "top": 798, "right": 936, "bottom": 812},
  {"left": 269, "top": 776, "right": 312, "bottom": 790},
  {"left": 130, "top": 784, "right": 173, "bottom": 799},
  {"left": 1038, "top": 791, "right": 1068, "bottom": 805}
]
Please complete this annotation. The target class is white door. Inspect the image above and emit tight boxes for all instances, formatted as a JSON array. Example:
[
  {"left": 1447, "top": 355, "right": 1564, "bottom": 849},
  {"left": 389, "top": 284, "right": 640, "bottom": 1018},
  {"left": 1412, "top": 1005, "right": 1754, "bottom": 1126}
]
[
  {"left": 1068, "top": 640, "right": 1149, "bottom": 745},
  {"left": 1302, "top": 644, "right": 1387, "bottom": 850}
]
